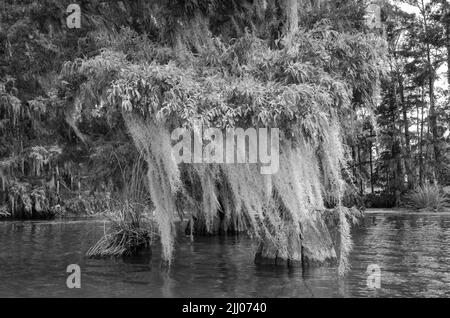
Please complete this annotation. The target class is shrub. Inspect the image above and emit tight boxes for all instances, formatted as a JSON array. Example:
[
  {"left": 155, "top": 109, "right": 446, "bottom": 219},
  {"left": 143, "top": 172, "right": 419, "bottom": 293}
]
[
  {"left": 4, "top": 181, "right": 56, "bottom": 219},
  {"left": 364, "top": 192, "right": 396, "bottom": 209},
  {"left": 0, "top": 204, "right": 10, "bottom": 217},
  {"left": 403, "top": 185, "right": 450, "bottom": 212}
]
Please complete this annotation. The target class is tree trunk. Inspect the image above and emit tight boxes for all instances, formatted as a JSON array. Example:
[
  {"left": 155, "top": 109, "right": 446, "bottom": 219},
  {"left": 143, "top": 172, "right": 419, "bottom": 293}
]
[
  {"left": 447, "top": 20, "right": 450, "bottom": 91},
  {"left": 390, "top": 61, "right": 402, "bottom": 201},
  {"left": 445, "top": 1, "right": 450, "bottom": 90},
  {"left": 421, "top": 0, "right": 440, "bottom": 173},
  {"left": 398, "top": 73, "right": 414, "bottom": 189},
  {"left": 369, "top": 129, "right": 374, "bottom": 194},
  {"left": 284, "top": 0, "right": 299, "bottom": 34},
  {"left": 357, "top": 142, "right": 363, "bottom": 195},
  {"left": 254, "top": 211, "right": 337, "bottom": 268},
  {"left": 419, "top": 86, "right": 425, "bottom": 185}
]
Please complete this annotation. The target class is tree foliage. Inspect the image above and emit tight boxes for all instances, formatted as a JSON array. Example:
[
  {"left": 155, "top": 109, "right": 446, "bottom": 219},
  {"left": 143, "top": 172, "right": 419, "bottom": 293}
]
[{"left": 0, "top": 0, "right": 394, "bottom": 272}]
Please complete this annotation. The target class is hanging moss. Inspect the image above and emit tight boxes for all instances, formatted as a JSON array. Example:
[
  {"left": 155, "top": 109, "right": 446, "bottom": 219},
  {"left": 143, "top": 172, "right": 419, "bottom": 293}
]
[
  {"left": 30, "top": 2, "right": 386, "bottom": 273},
  {"left": 124, "top": 114, "right": 180, "bottom": 263}
]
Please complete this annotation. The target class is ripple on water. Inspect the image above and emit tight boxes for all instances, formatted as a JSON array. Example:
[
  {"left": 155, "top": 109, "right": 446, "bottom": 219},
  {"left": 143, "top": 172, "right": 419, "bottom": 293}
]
[{"left": 1, "top": 213, "right": 450, "bottom": 297}]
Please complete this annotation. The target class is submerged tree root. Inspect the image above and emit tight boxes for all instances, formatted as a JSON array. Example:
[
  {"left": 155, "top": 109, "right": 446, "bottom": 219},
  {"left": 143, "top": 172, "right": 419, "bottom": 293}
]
[{"left": 254, "top": 207, "right": 363, "bottom": 273}]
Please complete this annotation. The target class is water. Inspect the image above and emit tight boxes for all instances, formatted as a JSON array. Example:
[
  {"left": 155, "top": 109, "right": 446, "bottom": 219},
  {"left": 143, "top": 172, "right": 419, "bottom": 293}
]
[{"left": 1, "top": 212, "right": 450, "bottom": 297}]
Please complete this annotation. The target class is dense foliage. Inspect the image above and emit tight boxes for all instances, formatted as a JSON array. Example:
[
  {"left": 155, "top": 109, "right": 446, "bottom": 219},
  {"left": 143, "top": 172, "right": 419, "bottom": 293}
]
[
  {"left": 1, "top": 0, "right": 447, "bottom": 272},
  {"left": 354, "top": 0, "right": 449, "bottom": 208}
]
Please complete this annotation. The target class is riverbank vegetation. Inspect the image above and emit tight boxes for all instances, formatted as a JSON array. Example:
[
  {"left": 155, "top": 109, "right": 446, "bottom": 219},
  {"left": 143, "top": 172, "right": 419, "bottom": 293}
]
[
  {"left": 404, "top": 184, "right": 449, "bottom": 211},
  {"left": 356, "top": 0, "right": 449, "bottom": 208},
  {"left": 0, "top": 0, "right": 448, "bottom": 272}
]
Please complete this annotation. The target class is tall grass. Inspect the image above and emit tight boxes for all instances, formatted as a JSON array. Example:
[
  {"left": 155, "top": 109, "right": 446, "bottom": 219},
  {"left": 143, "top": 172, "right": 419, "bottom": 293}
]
[
  {"left": 86, "top": 200, "right": 155, "bottom": 257},
  {"left": 404, "top": 184, "right": 449, "bottom": 212},
  {"left": 86, "top": 156, "right": 156, "bottom": 258}
]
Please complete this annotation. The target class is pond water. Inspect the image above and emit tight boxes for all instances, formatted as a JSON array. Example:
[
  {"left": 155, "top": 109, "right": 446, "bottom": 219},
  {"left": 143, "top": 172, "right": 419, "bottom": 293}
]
[{"left": 1, "top": 212, "right": 450, "bottom": 297}]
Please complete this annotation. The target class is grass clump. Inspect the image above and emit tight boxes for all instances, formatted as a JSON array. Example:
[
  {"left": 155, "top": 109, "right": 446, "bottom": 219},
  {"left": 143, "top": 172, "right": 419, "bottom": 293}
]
[
  {"left": 404, "top": 184, "right": 449, "bottom": 212},
  {"left": 86, "top": 157, "right": 157, "bottom": 258},
  {"left": 86, "top": 200, "right": 155, "bottom": 257}
]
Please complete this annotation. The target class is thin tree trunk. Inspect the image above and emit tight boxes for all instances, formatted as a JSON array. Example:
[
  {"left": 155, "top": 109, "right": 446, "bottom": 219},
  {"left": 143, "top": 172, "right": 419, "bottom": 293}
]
[
  {"left": 447, "top": 19, "right": 450, "bottom": 90},
  {"left": 386, "top": 170, "right": 390, "bottom": 195},
  {"left": 419, "top": 87, "right": 425, "bottom": 185},
  {"left": 390, "top": 61, "right": 403, "bottom": 199},
  {"left": 445, "top": 0, "right": 450, "bottom": 90},
  {"left": 351, "top": 145, "right": 357, "bottom": 178},
  {"left": 420, "top": 0, "right": 440, "bottom": 172},
  {"left": 426, "top": 123, "right": 430, "bottom": 179},
  {"left": 398, "top": 72, "right": 414, "bottom": 189},
  {"left": 416, "top": 101, "right": 420, "bottom": 183},
  {"left": 357, "top": 141, "right": 363, "bottom": 195},
  {"left": 369, "top": 133, "right": 374, "bottom": 194}
]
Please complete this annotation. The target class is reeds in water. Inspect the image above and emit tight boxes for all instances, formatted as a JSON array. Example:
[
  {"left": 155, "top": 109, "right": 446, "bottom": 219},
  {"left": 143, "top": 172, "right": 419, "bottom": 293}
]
[
  {"left": 86, "top": 201, "right": 155, "bottom": 257},
  {"left": 86, "top": 155, "right": 156, "bottom": 258}
]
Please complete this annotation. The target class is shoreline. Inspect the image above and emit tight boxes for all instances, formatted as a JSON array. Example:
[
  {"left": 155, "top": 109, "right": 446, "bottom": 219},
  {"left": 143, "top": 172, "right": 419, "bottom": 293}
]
[
  {"left": 365, "top": 208, "right": 450, "bottom": 215},
  {"left": 3, "top": 208, "right": 450, "bottom": 224}
]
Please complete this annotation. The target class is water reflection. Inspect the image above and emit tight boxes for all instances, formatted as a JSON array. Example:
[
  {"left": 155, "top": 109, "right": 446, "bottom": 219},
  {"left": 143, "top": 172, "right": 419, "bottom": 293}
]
[
  {"left": 0, "top": 213, "right": 450, "bottom": 297},
  {"left": 349, "top": 213, "right": 450, "bottom": 297}
]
